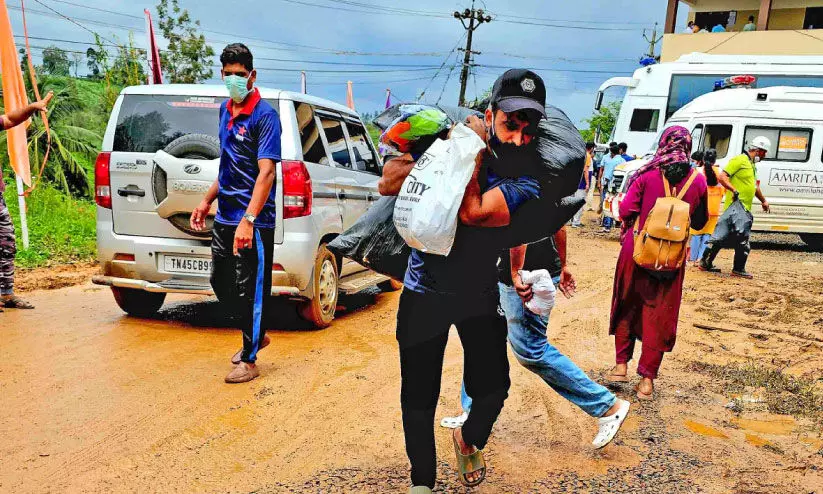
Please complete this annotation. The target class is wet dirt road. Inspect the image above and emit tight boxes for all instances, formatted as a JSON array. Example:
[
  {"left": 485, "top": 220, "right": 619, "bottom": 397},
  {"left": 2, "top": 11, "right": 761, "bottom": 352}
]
[{"left": 2, "top": 228, "right": 823, "bottom": 493}]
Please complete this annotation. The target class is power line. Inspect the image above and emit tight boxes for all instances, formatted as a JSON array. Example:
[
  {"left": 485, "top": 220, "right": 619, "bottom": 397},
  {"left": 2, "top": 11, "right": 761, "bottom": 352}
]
[
  {"left": 45, "top": 0, "right": 143, "bottom": 20},
  {"left": 417, "top": 32, "right": 465, "bottom": 102},
  {"left": 28, "top": 0, "right": 120, "bottom": 45},
  {"left": 275, "top": 0, "right": 451, "bottom": 18}
]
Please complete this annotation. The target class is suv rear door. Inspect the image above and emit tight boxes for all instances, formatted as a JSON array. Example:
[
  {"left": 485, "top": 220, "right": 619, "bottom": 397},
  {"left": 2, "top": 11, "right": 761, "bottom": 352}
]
[{"left": 106, "top": 92, "right": 282, "bottom": 240}]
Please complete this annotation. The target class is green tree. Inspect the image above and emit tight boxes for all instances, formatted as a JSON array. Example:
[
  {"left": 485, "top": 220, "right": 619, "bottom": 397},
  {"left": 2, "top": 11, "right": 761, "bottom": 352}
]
[
  {"left": 579, "top": 101, "right": 621, "bottom": 143},
  {"left": 156, "top": 0, "right": 214, "bottom": 83},
  {"left": 42, "top": 45, "right": 71, "bottom": 76},
  {"left": 0, "top": 76, "right": 105, "bottom": 197},
  {"left": 86, "top": 47, "right": 103, "bottom": 79},
  {"left": 110, "top": 34, "right": 147, "bottom": 87}
]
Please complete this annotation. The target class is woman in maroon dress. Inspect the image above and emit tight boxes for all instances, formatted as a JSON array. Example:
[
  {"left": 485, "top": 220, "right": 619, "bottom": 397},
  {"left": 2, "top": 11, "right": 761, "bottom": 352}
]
[{"left": 606, "top": 126, "right": 708, "bottom": 400}]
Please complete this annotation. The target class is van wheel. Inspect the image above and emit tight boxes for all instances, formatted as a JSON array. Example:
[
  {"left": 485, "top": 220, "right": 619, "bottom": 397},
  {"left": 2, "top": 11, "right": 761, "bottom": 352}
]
[
  {"left": 298, "top": 245, "right": 339, "bottom": 328},
  {"left": 111, "top": 287, "right": 166, "bottom": 318},
  {"left": 378, "top": 279, "right": 404, "bottom": 292},
  {"left": 800, "top": 233, "right": 823, "bottom": 251}
]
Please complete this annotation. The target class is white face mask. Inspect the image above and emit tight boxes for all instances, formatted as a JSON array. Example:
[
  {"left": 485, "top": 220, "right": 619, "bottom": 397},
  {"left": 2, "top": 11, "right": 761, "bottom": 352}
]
[{"left": 754, "top": 156, "right": 762, "bottom": 163}]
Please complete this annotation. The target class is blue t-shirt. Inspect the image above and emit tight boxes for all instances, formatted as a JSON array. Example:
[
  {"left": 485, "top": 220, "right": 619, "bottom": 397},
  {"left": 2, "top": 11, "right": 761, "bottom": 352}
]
[
  {"left": 404, "top": 161, "right": 541, "bottom": 297},
  {"left": 621, "top": 153, "right": 635, "bottom": 162},
  {"left": 600, "top": 154, "right": 626, "bottom": 184},
  {"left": 711, "top": 25, "right": 726, "bottom": 32},
  {"left": 216, "top": 89, "right": 282, "bottom": 228}
]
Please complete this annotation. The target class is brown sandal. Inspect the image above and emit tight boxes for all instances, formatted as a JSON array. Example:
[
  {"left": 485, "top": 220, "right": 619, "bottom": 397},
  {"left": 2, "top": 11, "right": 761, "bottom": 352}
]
[
  {"left": 635, "top": 383, "right": 654, "bottom": 401},
  {"left": 606, "top": 366, "right": 630, "bottom": 383}
]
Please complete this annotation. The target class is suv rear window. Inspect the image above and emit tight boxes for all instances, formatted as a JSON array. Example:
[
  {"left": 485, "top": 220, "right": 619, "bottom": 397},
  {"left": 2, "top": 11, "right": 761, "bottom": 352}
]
[
  {"left": 113, "top": 95, "right": 279, "bottom": 153},
  {"left": 114, "top": 95, "right": 222, "bottom": 153}
]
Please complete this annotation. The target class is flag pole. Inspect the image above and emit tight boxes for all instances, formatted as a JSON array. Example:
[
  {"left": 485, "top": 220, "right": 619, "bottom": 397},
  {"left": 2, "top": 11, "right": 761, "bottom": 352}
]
[
  {"left": 15, "top": 175, "right": 29, "bottom": 248},
  {"left": 144, "top": 9, "right": 153, "bottom": 85},
  {"left": 301, "top": 71, "right": 307, "bottom": 94}
]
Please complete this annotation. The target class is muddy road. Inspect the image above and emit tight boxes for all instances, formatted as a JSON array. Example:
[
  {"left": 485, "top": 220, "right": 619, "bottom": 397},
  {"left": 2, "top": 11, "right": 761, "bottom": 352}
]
[{"left": 2, "top": 228, "right": 823, "bottom": 493}]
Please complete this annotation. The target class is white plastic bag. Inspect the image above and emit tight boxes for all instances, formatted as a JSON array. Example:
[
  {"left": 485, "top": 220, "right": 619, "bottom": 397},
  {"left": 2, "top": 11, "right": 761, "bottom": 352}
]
[
  {"left": 519, "top": 269, "right": 556, "bottom": 317},
  {"left": 393, "top": 123, "right": 485, "bottom": 256}
]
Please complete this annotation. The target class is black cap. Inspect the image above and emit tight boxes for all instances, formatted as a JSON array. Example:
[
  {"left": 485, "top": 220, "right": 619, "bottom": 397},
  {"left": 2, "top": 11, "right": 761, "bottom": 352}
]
[{"left": 490, "top": 69, "right": 547, "bottom": 119}]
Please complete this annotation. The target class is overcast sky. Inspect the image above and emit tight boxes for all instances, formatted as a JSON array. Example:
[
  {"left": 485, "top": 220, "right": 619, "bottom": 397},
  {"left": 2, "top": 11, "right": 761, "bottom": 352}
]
[{"left": 8, "top": 0, "right": 688, "bottom": 127}]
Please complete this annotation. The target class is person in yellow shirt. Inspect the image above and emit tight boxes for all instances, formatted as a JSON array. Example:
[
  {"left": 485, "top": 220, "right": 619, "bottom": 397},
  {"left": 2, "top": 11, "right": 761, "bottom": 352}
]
[
  {"left": 700, "top": 137, "right": 771, "bottom": 278},
  {"left": 689, "top": 149, "right": 724, "bottom": 264}
]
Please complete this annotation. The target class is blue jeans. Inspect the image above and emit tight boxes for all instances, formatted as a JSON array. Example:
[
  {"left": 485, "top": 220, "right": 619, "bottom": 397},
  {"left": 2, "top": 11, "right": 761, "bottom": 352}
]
[
  {"left": 461, "top": 282, "right": 616, "bottom": 418},
  {"left": 690, "top": 234, "right": 710, "bottom": 262}
]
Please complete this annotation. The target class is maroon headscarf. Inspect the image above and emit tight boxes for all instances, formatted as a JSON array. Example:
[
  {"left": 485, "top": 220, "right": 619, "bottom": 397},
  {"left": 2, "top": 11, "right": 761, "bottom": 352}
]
[{"left": 626, "top": 125, "right": 692, "bottom": 189}]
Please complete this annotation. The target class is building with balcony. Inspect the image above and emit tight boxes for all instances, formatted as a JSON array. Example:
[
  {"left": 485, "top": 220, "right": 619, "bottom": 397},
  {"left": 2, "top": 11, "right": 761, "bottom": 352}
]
[{"left": 662, "top": 0, "right": 823, "bottom": 61}]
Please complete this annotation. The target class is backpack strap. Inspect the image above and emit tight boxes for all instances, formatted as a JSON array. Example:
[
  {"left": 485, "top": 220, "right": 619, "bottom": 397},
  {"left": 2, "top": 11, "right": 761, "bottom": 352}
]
[
  {"left": 675, "top": 170, "right": 699, "bottom": 200},
  {"left": 661, "top": 171, "right": 672, "bottom": 198}
]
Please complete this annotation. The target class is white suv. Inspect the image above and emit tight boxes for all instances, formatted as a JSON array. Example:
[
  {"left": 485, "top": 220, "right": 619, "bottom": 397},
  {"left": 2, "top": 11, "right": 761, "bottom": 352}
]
[{"left": 92, "top": 84, "right": 395, "bottom": 328}]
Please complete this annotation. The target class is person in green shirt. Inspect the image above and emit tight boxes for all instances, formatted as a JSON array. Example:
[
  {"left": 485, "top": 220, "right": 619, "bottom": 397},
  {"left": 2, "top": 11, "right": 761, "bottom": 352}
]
[
  {"left": 700, "top": 136, "right": 771, "bottom": 278},
  {"left": 743, "top": 16, "right": 757, "bottom": 31}
]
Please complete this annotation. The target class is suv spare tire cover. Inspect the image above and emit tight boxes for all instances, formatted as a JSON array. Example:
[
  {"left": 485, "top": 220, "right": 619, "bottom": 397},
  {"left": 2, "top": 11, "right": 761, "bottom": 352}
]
[
  {"left": 164, "top": 134, "right": 220, "bottom": 160},
  {"left": 152, "top": 134, "right": 221, "bottom": 237}
]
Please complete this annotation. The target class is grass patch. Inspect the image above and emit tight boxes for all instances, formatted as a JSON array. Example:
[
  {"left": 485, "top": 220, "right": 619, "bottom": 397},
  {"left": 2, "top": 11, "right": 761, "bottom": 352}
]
[
  {"left": 689, "top": 360, "right": 823, "bottom": 421},
  {"left": 2, "top": 183, "right": 96, "bottom": 268}
]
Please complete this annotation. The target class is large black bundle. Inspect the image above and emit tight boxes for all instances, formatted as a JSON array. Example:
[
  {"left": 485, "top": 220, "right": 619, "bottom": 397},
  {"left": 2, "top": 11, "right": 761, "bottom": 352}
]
[
  {"left": 490, "top": 105, "right": 587, "bottom": 247},
  {"left": 327, "top": 197, "right": 410, "bottom": 281},
  {"left": 710, "top": 200, "right": 753, "bottom": 248}
]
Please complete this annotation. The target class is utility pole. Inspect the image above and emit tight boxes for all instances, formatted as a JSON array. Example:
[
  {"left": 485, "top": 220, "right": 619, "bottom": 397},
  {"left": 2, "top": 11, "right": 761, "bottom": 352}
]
[
  {"left": 643, "top": 23, "right": 663, "bottom": 61},
  {"left": 454, "top": 2, "right": 491, "bottom": 107}
]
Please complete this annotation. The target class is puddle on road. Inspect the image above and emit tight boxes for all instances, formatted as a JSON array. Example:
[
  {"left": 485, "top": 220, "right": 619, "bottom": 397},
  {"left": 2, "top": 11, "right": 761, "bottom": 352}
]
[
  {"left": 731, "top": 416, "right": 796, "bottom": 435},
  {"left": 744, "top": 433, "right": 773, "bottom": 448},
  {"left": 683, "top": 420, "right": 729, "bottom": 439}
]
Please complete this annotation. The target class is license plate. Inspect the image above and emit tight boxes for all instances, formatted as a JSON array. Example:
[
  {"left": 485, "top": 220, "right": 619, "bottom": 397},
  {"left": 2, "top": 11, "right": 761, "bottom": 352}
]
[{"left": 163, "top": 255, "right": 213, "bottom": 275}]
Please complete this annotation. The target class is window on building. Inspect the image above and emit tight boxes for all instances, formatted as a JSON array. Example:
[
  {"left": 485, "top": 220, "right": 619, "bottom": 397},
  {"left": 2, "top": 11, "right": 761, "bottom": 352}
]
[
  {"left": 629, "top": 109, "right": 660, "bottom": 133},
  {"left": 744, "top": 126, "right": 812, "bottom": 162}
]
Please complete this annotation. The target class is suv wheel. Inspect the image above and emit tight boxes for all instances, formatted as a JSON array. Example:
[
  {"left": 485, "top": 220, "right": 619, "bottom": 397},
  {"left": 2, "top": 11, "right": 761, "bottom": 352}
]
[
  {"left": 298, "top": 245, "right": 339, "bottom": 328},
  {"left": 111, "top": 287, "right": 166, "bottom": 318}
]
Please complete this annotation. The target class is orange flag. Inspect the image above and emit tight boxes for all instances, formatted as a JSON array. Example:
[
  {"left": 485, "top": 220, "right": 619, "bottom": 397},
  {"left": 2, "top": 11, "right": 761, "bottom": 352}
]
[{"left": 0, "top": 0, "right": 31, "bottom": 186}]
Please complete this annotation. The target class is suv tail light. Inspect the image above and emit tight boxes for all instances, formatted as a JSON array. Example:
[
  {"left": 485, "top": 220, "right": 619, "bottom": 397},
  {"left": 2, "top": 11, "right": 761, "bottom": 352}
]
[
  {"left": 95, "top": 152, "right": 112, "bottom": 209},
  {"left": 282, "top": 160, "right": 312, "bottom": 219}
]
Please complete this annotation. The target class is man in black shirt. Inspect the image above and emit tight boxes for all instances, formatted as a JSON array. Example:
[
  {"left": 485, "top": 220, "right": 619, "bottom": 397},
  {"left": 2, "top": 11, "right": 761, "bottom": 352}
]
[{"left": 442, "top": 227, "right": 630, "bottom": 449}]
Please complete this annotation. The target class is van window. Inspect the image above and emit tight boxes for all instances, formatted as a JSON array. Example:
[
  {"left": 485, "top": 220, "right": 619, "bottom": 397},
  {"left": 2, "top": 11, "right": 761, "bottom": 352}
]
[
  {"left": 629, "top": 109, "right": 660, "bottom": 133},
  {"left": 667, "top": 74, "right": 823, "bottom": 119},
  {"left": 345, "top": 122, "right": 380, "bottom": 175},
  {"left": 691, "top": 124, "right": 733, "bottom": 158},
  {"left": 702, "top": 125, "right": 733, "bottom": 158},
  {"left": 293, "top": 102, "right": 329, "bottom": 165},
  {"left": 744, "top": 126, "right": 812, "bottom": 162},
  {"left": 317, "top": 114, "right": 353, "bottom": 168}
]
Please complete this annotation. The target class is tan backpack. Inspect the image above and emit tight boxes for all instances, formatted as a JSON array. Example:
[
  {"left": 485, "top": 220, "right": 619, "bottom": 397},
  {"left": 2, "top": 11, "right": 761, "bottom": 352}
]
[{"left": 633, "top": 170, "right": 699, "bottom": 272}]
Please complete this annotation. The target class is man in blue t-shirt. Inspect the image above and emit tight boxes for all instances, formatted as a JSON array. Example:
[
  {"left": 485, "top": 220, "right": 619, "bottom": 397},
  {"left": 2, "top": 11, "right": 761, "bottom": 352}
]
[
  {"left": 191, "top": 43, "right": 281, "bottom": 384},
  {"left": 378, "top": 69, "right": 545, "bottom": 490},
  {"left": 618, "top": 142, "right": 634, "bottom": 163}
]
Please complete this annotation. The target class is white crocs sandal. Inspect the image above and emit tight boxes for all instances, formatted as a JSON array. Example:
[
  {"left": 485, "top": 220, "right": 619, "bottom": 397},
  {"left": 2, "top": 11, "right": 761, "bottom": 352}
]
[
  {"left": 439, "top": 412, "right": 468, "bottom": 429},
  {"left": 592, "top": 399, "right": 630, "bottom": 449}
]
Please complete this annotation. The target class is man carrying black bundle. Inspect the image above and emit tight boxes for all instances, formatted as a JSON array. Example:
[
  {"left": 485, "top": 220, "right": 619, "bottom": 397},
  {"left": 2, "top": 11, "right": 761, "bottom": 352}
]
[{"left": 379, "top": 69, "right": 546, "bottom": 492}]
